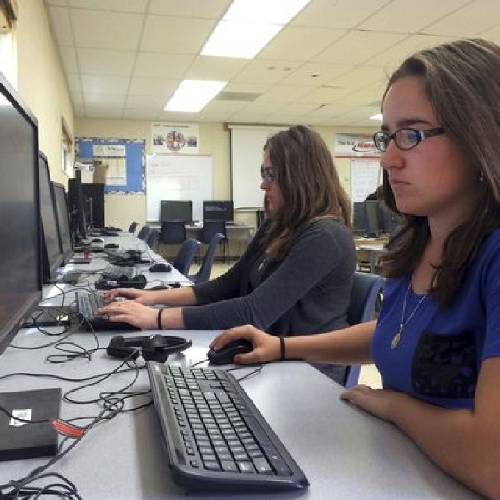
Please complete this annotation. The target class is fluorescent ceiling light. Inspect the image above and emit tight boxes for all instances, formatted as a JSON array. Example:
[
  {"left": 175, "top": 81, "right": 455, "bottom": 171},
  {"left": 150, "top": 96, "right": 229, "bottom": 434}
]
[
  {"left": 370, "top": 113, "right": 383, "bottom": 121},
  {"left": 202, "top": 0, "right": 311, "bottom": 59},
  {"left": 164, "top": 80, "right": 227, "bottom": 112}
]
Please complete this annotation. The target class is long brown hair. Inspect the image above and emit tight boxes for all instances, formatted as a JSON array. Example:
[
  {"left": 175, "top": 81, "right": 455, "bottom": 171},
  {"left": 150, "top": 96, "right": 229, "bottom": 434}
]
[
  {"left": 261, "top": 125, "right": 351, "bottom": 259},
  {"left": 380, "top": 39, "right": 500, "bottom": 306}
]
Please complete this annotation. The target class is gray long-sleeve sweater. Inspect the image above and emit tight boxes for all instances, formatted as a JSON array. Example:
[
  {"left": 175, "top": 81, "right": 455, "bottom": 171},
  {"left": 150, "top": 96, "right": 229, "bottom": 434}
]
[{"left": 182, "top": 218, "right": 356, "bottom": 335}]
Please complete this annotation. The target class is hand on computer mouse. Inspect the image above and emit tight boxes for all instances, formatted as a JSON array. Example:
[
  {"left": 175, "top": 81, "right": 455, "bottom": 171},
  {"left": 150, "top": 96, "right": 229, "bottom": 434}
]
[{"left": 209, "top": 325, "right": 280, "bottom": 364}]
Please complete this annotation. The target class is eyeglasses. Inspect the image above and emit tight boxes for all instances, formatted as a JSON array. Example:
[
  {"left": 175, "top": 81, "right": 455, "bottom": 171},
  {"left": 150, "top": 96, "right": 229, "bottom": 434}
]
[
  {"left": 373, "top": 127, "right": 445, "bottom": 152},
  {"left": 260, "top": 166, "right": 275, "bottom": 183}
]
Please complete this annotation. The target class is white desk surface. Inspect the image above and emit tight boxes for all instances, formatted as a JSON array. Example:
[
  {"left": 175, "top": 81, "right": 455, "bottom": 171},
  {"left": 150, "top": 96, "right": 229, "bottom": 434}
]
[{"left": 0, "top": 327, "right": 478, "bottom": 499}]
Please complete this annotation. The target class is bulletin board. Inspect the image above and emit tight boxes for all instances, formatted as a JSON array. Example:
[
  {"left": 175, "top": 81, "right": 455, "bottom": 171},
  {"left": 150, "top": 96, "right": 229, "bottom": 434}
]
[
  {"left": 75, "top": 138, "right": 145, "bottom": 193},
  {"left": 146, "top": 154, "right": 213, "bottom": 222}
]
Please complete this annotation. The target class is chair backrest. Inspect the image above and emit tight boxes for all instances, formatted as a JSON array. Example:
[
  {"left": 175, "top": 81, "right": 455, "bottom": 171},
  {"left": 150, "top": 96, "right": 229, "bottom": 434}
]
[
  {"left": 128, "top": 221, "right": 138, "bottom": 233},
  {"left": 201, "top": 220, "right": 226, "bottom": 244},
  {"left": 145, "top": 228, "right": 160, "bottom": 249},
  {"left": 188, "top": 233, "right": 224, "bottom": 284},
  {"left": 344, "top": 271, "right": 385, "bottom": 388},
  {"left": 173, "top": 238, "right": 201, "bottom": 275},
  {"left": 137, "top": 225, "right": 151, "bottom": 241},
  {"left": 160, "top": 220, "right": 186, "bottom": 244}
]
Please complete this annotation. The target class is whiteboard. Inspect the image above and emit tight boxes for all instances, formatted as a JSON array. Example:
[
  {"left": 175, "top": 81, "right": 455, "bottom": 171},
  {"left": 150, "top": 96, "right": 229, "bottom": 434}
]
[
  {"left": 230, "top": 125, "right": 287, "bottom": 209},
  {"left": 146, "top": 154, "right": 213, "bottom": 222},
  {"left": 350, "top": 158, "right": 382, "bottom": 202}
]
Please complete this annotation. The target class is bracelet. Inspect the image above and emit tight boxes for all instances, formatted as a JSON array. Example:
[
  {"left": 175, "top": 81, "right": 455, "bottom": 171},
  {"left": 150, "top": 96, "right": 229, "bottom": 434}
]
[
  {"left": 157, "top": 308, "right": 164, "bottom": 330},
  {"left": 279, "top": 335, "right": 286, "bottom": 361}
]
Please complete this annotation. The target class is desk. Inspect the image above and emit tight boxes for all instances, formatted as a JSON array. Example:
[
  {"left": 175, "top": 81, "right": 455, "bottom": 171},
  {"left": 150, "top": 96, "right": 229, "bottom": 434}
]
[
  {"left": 354, "top": 237, "right": 388, "bottom": 274},
  {"left": 0, "top": 328, "right": 477, "bottom": 499}
]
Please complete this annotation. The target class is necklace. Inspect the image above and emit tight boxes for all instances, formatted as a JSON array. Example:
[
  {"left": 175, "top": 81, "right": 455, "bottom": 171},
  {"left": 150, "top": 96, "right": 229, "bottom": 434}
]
[{"left": 391, "top": 283, "right": 428, "bottom": 350}]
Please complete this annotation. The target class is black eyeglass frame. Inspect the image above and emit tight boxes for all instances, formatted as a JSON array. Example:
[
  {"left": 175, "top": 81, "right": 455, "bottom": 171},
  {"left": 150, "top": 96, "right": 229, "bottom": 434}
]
[{"left": 373, "top": 127, "right": 445, "bottom": 152}]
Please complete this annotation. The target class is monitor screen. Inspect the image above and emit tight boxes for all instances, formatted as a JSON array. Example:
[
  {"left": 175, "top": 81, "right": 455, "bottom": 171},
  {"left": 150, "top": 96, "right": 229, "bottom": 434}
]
[
  {"left": 39, "top": 153, "right": 63, "bottom": 281},
  {"left": 52, "top": 182, "right": 72, "bottom": 258},
  {"left": 365, "top": 200, "right": 381, "bottom": 237},
  {"left": 203, "top": 201, "right": 234, "bottom": 222},
  {"left": 352, "top": 202, "right": 368, "bottom": 235},
  {"left": 68, "top": 176, "right": 88, "bottom": 239},
  {"left": 0, "top": 73, "right": 42, "bottom": 354},
  {"left": 379, "top": 201, "right": 402, "bottom": 234},
  {"left": 160, "top": 200, "right": 193, "bottom": 223}
]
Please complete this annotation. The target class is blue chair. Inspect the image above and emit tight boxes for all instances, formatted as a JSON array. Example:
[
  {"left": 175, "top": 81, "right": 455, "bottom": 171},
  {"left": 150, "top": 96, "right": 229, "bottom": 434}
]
[
  {"left": 343, "top": 272, "right": 385, "bottom": 388},
  {"left": 128, "top": 221, "right": 138, "bottom": 233},
  {"left": 188, "top": 233, "right": 225, "bottom": 284},
  {"left": 201, "top": 220, "right": 227, "bottom": 261},
  {"left": 160, "top": 220, "right": 186, "bottom": 244},
  {"left": 137, "top": 225, "right": 151, "bottom": 241},
  {"left": 173, "top": 238, "right": 201, "bottom": 275},
  {"left": 145, "top": 228, "right": 160, "bottom": 249}
]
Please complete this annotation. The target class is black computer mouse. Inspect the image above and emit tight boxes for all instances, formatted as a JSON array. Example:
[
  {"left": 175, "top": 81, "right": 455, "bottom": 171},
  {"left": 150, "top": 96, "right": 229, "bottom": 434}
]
[
  {"left": 104, "top": 243, "right": 119, "bottom": 249},
  {"left": 149, "top": 263, "right": 172, "bottom": 272},
  {"left": 207, "top": 339, "right": 253, "bottom": 365},
  {"left": 92, "top": 238, "right": 104, "bottom": 243}
]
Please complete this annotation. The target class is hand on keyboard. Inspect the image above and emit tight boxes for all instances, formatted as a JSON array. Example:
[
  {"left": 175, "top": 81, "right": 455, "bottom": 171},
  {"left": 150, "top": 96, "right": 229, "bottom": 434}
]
[
  {"left": 210, "top": 325, "right": 281, "bottom": 365},
  {"left": 96, "top": 300, "right": 158, "bottom": 330},
  {"left": 104, "top": 287, "right": 157, "bottom": 305}
]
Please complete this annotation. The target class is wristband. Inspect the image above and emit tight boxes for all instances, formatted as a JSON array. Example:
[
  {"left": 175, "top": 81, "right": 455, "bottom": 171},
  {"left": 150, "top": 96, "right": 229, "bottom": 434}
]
[
  {"left": 157, "top": 308, "right": 163, "bottom": 330},
  {"left": 279, "top": 335, "right": 286, "bottom": 361}
]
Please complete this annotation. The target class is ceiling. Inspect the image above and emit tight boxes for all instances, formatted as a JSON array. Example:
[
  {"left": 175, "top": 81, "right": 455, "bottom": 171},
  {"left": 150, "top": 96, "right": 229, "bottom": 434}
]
[{"left": 45, "top": 0, "right": 500, "bottom": 127}]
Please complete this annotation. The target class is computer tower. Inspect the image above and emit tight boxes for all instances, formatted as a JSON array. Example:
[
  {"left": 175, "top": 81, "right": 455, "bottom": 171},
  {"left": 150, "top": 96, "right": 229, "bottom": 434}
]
[{"left": 82, "top": 183, "right": 105, "bottom": 228}]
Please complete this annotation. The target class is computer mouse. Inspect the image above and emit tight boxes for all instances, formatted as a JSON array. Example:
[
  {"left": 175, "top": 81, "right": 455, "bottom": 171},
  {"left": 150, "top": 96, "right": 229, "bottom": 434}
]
[
  {"left": 104, "top": 243, "right": 119, "bottom": 249},
  {"left": 149, "top": 263, "right": 172, "bottom": 272},
  {"left": 92, "top": 238, "right": 104, "bottom": 243},
  {"left": 207, "top": 339, "right": 253, "bottom": 365}
]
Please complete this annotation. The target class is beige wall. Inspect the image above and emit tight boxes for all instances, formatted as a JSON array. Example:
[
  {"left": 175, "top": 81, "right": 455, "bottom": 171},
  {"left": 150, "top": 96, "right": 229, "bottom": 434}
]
[{"left": 16, "top": 0, "right": 74, "bottom": 185}]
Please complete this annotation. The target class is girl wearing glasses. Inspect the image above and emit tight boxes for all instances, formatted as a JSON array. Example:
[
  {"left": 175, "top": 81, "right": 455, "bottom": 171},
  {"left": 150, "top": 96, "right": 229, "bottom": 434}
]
[
  {"left": 212, "top": 39, "right": 500, "bottom": 498},
  {"left": 100, "top": 126, "right": 356, "bottom": 382}
]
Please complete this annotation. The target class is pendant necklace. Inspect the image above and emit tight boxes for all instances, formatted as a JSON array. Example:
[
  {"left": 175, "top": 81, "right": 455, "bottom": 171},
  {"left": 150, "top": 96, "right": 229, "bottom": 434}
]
[{"left": 391, "top": 282, "right": 428, "bottom": 350}]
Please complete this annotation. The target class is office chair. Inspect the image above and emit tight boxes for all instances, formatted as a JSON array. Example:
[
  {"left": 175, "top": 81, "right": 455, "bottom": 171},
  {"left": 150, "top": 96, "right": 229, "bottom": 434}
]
[
  {"left": 145, "top": 228, "right": 160, "bottom": 250},
  {"left": 343, "top": 272, "right": 385, "bottom": 388},
  {"left": 128, "top": 221, "right": 138, "bottom": 233},
  {"left": 200, "top": 220, "right": 227, "bottom": 261},
  {"left": 172, "top": 238, "right": 201, "bottom": 275},
  {"left": 188, "top": 233, "right": 225, "bottom": 284},
  {"left": 160, "top": 220, "right": 186, "bottom": 244},
  {"left": 137, "top": 225, "right": 151, "bottom": 241}
]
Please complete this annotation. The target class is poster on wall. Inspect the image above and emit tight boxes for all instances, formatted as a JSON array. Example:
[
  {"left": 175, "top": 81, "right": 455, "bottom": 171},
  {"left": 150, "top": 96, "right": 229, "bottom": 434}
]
[
  {"left": 335, "top": 133, "right": 378, "bottom": 157},
  {"left": 152, "top": 123, "right": 199, "bottom": 155},
  {"left": 350, "top": 158, "right": 382, "bottom": 202}
]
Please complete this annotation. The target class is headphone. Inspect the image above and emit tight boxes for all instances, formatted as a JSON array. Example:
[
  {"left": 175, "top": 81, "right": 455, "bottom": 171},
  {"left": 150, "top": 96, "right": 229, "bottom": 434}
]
[{"left": 106, "top": 334, "right": 192, "bottom": 363}]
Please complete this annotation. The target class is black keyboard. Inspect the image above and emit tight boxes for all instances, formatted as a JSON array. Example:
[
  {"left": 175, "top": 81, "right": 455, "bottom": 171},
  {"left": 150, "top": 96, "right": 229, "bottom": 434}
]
[
  {"left": 75, "top": 292, "right": 138, "bottom": 331},
  {"left": 147, "top": 362, "right": 308, "bottom": 492},
  {"left": 102, "top": 264, "right": 137, "bottom": 281}
]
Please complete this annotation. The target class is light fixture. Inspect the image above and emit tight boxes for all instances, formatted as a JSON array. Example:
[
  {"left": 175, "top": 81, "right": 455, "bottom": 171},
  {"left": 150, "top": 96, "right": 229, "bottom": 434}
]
[
  {"left": 201, "top": 0, "right": 311, "bottom": 59},
  {"left": 370, "top": 113, "right": 383, "bottom": 121},
  {"left": 164, "top": 80, "right": 228, "bottom": 112}
]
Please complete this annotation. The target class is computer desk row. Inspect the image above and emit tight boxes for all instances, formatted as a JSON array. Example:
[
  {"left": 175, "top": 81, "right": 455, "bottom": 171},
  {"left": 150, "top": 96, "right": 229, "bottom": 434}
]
[{"left": 0, "top": 326, "right": 477, "bottom": 499}]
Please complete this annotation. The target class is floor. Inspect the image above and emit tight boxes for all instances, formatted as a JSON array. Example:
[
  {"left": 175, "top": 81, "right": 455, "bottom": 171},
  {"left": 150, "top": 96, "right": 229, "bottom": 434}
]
[{"left": 201, "top": 261, "right": 382, "bottom": 389}]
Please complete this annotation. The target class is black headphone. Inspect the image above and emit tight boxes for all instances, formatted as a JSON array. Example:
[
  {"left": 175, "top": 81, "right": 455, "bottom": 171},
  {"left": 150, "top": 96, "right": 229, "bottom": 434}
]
[{"left": 106, "top": 334, "right": 192, "bottom": 363}]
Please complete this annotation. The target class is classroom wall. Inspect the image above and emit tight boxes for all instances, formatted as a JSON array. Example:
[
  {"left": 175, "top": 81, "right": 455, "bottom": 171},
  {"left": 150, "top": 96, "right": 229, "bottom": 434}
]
[
  {"left": 74, "top": 118, "right": 373, "bottom": 229},
  {"left": 15, "top": 0, "right": 74, "bottom": 185}
]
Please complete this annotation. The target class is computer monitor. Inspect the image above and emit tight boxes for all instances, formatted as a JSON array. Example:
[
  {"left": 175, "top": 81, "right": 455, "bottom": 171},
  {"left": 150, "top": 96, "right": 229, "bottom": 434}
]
[
  {"left": 352, "top": 202, "right": 368, "bottom": 235},
  {"left": 68, "top": 175, "right": 88, "bottom": 240},
  {"left": 38, "top": 152, "right": 64, "bottom": 282},
  {"left": 160, "top": 200, "right": 193, "bottom": 223},
  {"left": 378, "top": 201, "right": 402, "bottom": 234},
  {"left": 52, "top": 182, "right": 73, "bottom": 259},
  {"left": 365, "top": 200, "right": 381, "bottom": 237},
  {"left": 203, "top": 200, "right": 234, "bottom": 222},
  {"left": 0, "top": 72, "right": 42, "bottom": 354}
]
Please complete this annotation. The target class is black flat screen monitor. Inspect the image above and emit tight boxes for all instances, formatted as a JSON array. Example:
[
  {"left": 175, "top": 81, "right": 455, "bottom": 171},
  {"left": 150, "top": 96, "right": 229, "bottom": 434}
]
[
  {"left": 379, "top": 201, "right": 402, "bottom": 234},
  {"left": 203, "top": 201, "right": 234, "bottom": 222},
  {"left": 352, "top": 202, "right": 368, "bottom": 235},
  {"left": 68, "top": 176, "right": 88, "bottom": 239},
  {"left": 39, "top": 152, "right": 64, "bottom": 281},
  {"left": 0, "top": 72, "right": 42, "bottom": 354},
  {"left": 160, "top": 200, "right": 193, "bottom": 223},
  {"left": 365, "top": 200, "right": 381, "bottom": 237},
  {"left": 52, "top": 182, "right": 73, "bottom": 258}
]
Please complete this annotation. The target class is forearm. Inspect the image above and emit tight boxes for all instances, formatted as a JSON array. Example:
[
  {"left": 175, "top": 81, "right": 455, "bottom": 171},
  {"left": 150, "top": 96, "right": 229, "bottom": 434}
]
[
  {"left": 155, "top": 287, "right": 197, "bottom": 306},
  {"left": 285, "top": 320, "right": 376, "bottom": 364},
  {"left": 158, "top": 307, "right": 185, "bottom": 329}
]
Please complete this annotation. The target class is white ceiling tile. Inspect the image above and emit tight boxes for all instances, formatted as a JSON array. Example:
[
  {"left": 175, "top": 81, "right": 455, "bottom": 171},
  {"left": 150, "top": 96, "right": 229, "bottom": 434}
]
[
  {"left": 68, "top": 0, "right": 149, "bottom": 12},
  {"left": 281, "top": 62, "right": 353, "bottom": 86},
  {"left": 157, "top": 111, "right": 201, "bottom": 122},
  {"left": 255, "top": 85, "right": 312, "bottom": 103},
  {"left": 424, "top": 0, "right": 500, "bottom": 36},
  {"left": 263, "top": 113, "right": 304, "bottom": 125},
  {"left": 149, "top": 0, "right": 231, "bottom": 19},
  {"left": 291, "top": 0, "right": 391, "bottom": 29},
  {"left": 58, "top": 45, "right": 78, "bottom": 73},
  {"left": 300, "top": 86, "right": 352, "bottom": 104},
  {"left": 257, "top": 26, "right": 346, "bottom": 62},
  {"left": 202, "top": 100, "right": 247, "bottom": 114},
  {"left": 313, "top": 31, "right": 407, "bottom": 65},
  {"left": 125, "top": 95, "right": 166, "bottom": 109},
  {"left": 134, "top": 53, "right": 194, "bottom": 78},
  {"left": 66, "top": 73, "right": 82, "bottom": 94},
  {"left": 81, "top": 74, "right": 130, "bottom": 94},
  {"left": 223, "top": 82, "right": 272, "bottom": 94},
  {"left": 329, "top": 66, "right": 387, "bottom": 91},
  {"left": 48, "top": 6, "right": 74, "bottom": 45},
  {"left": 85, "top": 106, "right": 124, "bottom": 119},
  {"left": 128, "top": 78, "right": 179, "bottom": 97},
  {"left": 229, "top": 110, "right": 273, "bottom": 123},
  {"left": 280, "top": 102, "right": 320, "bottom": 115},
  {"left": 196, "top": 111, "right": 234, "bottom": 122},
  {"left": 123, "top": 108, "right": 160, "bottom": 120},
  {"left": 337, "top": 87, "right": 382, "bottom": 107},
  {"left": 77, "top": 48, "right": 135, "bottom": 76},
  {"left": 84, "top": 92, "right": 126, "bottom": 106},
  {"left": 184, "top": 56, "right": 248, "bottom": 81},
  {"left": 359, "top": 0, "right": 470, "bottom": 34},
  {"left": 232, "top": 59, "right": 301, "bottom": 84},
  {"left": 71, "top": 9, "right": 143, "bottom": 50},
  {"left": 140, "top": 15, "right": 216, "bottom": 55}
]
